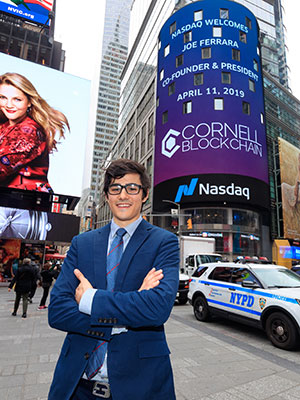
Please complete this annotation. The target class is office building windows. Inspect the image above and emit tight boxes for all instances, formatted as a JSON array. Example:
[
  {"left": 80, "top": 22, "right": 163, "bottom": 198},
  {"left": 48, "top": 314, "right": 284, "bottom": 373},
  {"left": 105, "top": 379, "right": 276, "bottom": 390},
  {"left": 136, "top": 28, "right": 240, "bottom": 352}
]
[
  {"left": 176, "top": 54, "right": 184, "bottom": 67},
  {"left": 242, "top": 101, "right": 250, "bottom": 115},
  {"left": 245, "top": 17, "right": 252, "bottom": 30},
  {"left": 213, "top": 27, "right": 222, "bottom": 37},
  {"left": 183, "top": 101, "right": 192, "bottom": 114},
  {"left": 162, "top": 110, "right": 168, "bottom": 124},
  {"left": 164, "top": 44, "right": 170, "bottom": 57},
  {"left": 194, "top": 10, "right": 203, "bottom": 21},
  {"left": 184, "top": 30, "right": 192, "bottom": 43},
  {"left": 249, "top": 79, "right": 255, "bottom": 92},
  {"left": 194, "top": 73, "right": 204, "bottom": 86},
  {"left": 168, "top": 82, "right": 175, "bottom": 96},
  {"left": 253, "top": 59, "right": 259, "bottom": 71},
  {"left": 222, "top": 72, "right": 231, "bottom": 84},
  {"left": 232, "top": 48, "right": 240, "bottom": 61},
  {"left": 220, "top": 8, "right": 229, "bottom": 19},
  {"left": 214, "top": 98, "right": 224, "bottom": 110},
  {"left": 202, "top": 47, "right": 211, "bottom": 59},
  {"left": 170, "top": 21, "right": 176, "bottom": 34},
  {"left": 239, "top": 31, "right": 247, "bottom": 43},
  {"left": 160, "top": 69, "right": 164, "bottom": 81}
]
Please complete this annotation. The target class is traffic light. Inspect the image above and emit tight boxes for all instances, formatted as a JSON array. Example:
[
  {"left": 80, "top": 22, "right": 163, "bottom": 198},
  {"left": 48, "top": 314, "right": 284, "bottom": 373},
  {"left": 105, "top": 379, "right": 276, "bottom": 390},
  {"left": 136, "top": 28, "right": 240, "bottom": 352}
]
[{"left": 187, "top": 218, "right": 192, "bottom": 230}]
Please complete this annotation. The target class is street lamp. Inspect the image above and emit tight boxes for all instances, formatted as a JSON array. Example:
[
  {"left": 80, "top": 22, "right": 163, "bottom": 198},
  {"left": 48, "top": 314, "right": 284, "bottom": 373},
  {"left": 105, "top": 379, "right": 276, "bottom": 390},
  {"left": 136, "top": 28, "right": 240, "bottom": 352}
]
[{"left": 162, "top": 199, "right": 181, "bottom": 237}]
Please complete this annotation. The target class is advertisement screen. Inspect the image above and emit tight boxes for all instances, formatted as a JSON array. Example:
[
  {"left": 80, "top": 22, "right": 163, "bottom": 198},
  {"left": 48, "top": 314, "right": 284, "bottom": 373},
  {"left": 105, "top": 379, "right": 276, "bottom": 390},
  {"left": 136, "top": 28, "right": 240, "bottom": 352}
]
[
  {"left": 0, "top": 238, "right": 21, "bottom": 280},
  {"left": 0, "top": 205, "right": 80, "bottom": 243},
  {"left": 0, "top": 53, "right": 90, "bottom": 198},
  {"left": 279, "top": 138, "right": 300, "bottom": 239},
  {"left": 153, "top": 0, "right": 269, "bottom": 211},
  {"left": 0, "top": 0, "right": 53, "bottom": 26}
]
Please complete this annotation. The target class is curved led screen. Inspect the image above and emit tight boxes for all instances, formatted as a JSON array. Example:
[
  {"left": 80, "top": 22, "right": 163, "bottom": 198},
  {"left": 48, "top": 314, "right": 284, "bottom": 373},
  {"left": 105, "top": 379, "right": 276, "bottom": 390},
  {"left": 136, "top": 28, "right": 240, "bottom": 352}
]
[{"left": 153, "top": 0, "right": 269, "bottom": 211}]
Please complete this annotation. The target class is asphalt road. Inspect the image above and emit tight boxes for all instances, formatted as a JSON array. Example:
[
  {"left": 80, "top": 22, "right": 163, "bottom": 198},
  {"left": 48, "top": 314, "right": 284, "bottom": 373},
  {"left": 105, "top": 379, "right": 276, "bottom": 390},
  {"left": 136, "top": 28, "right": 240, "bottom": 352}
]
[{"left": 1, "top": 286, "right": 300, "bottom": 399}]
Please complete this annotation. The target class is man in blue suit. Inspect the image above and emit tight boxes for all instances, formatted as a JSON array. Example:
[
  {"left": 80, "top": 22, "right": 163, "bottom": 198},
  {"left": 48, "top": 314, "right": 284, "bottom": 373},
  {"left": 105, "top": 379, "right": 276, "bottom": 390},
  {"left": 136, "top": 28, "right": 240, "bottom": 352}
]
[{"left": 48, "top": 159, "right": 179, "bottom": 399}]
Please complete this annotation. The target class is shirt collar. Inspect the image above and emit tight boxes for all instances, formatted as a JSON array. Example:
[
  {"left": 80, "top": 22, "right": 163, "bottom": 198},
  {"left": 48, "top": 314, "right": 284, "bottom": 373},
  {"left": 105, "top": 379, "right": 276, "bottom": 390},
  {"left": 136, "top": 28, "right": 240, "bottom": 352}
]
[{"left": 111, "top": 216, "right": 143, "bottom": 238}]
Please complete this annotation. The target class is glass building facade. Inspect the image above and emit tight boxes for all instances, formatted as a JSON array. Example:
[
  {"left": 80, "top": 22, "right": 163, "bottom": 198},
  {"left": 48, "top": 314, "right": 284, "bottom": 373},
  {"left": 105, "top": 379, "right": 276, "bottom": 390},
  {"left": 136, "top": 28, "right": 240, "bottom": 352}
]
[
  {"left": 90, "top": 0, "right": 132, "bottom": 201},
  {"left": 96, "top": 0, "right": 300, "bottom": 261}
]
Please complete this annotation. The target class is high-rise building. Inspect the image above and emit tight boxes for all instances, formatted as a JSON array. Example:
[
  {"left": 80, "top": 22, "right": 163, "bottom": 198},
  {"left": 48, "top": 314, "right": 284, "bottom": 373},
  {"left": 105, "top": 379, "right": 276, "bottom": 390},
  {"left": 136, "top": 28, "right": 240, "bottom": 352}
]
[
  {"left": 97, "top": 0, "right": 300, "bottom": 263},
  {"left": 90, "top": 0, "right": 133, "bottom": 201},
  {"left": 0, "top": 1, "right": 64, "bottom": 70}
]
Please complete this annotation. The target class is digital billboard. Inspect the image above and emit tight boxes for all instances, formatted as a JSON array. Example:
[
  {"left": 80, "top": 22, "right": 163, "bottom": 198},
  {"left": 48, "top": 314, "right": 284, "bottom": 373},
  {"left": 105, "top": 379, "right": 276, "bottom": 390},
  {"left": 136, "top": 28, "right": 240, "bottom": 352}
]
[
  {"left": 0, "top": 205, "right": 80, "bottom": 243},
  {"left": 153, "top": 0, "right": 269, "bottom": 211},
  {"left": 0, "top": 0, "right": 53, "bottom": 26},
  {"left": 0, "top": 52, "right": 90, "bottom": 198},
  {"left": 279, "top": 138, "right": 300, "bottom": 239}
]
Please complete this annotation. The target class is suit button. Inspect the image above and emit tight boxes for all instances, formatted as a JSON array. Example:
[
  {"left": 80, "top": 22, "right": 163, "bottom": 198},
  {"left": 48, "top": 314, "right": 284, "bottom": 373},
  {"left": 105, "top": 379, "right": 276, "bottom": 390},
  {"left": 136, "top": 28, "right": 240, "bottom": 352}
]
[
  {"left": 87, "top": 330, "right": 91, "bottom": 334},
  {"left": 113, "top": 318, "right": 117, "bottom": 324},
  {"left": 95, "top": 332, "right": 100, "bottom": 336},
  {"left": 103, "top": 319, "right": 107, "bottom": 323},
  {"left": 100, "top": 332, "right": 104, "bottom": 337},
  {"left": 84, "top": 353, "right": 90, "bottom": 360},
  {"left": 98, "top": 318, "right": 102, "bottom": 323}
]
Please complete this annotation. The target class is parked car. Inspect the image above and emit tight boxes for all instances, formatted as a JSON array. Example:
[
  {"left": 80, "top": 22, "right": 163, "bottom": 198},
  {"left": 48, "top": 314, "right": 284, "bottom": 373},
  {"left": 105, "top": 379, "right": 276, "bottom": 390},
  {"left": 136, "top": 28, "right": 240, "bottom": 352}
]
[
  {"left": 291, "top": 265, "right": 300, "bottom": 275},
  {"left": 188, "top": 262, "right": 300, "bottom": 350},
  {"left": 176, "top": 273, "right": 190, "bottom": 305}
]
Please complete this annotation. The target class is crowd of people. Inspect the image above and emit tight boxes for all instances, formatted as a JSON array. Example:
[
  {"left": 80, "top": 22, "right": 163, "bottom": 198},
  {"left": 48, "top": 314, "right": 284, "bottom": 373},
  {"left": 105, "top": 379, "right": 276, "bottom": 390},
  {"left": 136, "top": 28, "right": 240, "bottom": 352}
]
[{"left": 8, "top": 256, "right": 60, "bottom": 318}]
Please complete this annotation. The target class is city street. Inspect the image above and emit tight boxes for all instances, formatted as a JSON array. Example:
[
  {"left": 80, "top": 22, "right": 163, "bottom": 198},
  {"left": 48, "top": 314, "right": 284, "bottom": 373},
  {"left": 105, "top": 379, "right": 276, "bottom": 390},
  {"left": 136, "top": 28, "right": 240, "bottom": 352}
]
[{"left": 0, "top": 286, "right": 300, "bottom": 400}]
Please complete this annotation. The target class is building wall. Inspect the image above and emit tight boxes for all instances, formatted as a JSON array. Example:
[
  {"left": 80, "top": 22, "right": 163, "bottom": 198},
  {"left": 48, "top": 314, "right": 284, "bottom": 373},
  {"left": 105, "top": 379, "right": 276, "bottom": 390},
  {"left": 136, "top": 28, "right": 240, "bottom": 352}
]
[{"left": 96, "top": 0, "right": 299, "bottom": 260}]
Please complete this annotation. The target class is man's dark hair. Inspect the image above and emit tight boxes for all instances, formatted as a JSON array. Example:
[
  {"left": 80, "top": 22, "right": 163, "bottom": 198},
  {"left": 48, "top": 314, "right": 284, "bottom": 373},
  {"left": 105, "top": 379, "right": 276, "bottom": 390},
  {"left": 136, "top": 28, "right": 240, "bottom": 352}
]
[{"left": 104, "top": 159, "right": 151, "bottom": 199}]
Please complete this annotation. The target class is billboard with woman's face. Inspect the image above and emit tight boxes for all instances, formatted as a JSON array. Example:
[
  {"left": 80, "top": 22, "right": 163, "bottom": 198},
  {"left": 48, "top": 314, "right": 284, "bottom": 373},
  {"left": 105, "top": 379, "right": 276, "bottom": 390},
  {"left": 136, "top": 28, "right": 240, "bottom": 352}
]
[
  {"left": 0, "top": 52, "right": 90, "bottom": 198},
  {"left": 279, "top": 138, "right": 300, "bottom": 239},
  {"left": 153, "top": 0, "right": 269, "bottom": 211}
]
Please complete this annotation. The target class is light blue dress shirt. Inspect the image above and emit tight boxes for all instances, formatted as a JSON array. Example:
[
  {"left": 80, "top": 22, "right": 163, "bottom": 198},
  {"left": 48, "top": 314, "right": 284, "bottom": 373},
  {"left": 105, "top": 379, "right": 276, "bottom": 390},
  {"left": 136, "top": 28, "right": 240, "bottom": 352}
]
[{"left": 79, "top": 216, "right": 143, "bottom": 381}]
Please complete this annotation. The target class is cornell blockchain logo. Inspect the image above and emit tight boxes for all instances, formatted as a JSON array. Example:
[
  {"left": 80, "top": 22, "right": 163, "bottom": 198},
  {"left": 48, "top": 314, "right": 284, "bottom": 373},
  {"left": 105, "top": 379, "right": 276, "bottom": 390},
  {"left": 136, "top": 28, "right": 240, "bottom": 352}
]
[
  {"left": 161, "top": 122, "right": 263, "bottom": 158},
  {"left": 161, "top": 129, "right": 180, "bottom": 158}
]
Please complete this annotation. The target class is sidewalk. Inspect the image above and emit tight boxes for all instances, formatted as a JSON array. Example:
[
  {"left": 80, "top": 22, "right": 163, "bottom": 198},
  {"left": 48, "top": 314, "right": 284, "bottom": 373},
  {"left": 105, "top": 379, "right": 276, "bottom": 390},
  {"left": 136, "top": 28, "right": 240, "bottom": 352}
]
[{"left": 1, "top": 286, "right": 300, "bottom": 399}]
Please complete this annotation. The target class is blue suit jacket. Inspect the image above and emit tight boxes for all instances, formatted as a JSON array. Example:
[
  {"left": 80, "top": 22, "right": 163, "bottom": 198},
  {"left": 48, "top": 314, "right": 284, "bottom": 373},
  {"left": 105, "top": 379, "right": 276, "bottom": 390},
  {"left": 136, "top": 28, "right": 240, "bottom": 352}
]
[{"left": 48, "top": 220, "right": 179, "bottom": 400}]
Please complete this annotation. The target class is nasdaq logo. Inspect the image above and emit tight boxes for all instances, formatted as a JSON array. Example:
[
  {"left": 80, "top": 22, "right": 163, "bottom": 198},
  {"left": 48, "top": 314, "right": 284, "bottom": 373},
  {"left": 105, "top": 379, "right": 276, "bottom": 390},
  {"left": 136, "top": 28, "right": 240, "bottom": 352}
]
[
  {"left": 230, "top": 292, "right": 254, "bottom": 307},
  {"left": 175, "top": 178, "right": 198, "bottom": 202}
]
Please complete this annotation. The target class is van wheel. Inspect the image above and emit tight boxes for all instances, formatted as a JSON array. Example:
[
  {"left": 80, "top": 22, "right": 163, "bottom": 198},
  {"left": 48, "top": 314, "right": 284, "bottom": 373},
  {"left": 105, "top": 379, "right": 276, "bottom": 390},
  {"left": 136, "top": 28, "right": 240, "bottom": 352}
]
[
  {"left": 193, "top": 296, "right": 210, "bottom": 321},
  {"left": 266, "top": 312, "right": 298, "bottom": 350}
]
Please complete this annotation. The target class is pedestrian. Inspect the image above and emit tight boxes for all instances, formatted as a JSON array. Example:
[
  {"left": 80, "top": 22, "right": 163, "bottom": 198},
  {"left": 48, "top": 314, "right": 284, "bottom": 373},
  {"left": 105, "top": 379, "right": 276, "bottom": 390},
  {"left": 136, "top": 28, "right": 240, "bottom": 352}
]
[
  {"left": 48, "top": 159, "right": 179, "bottom": 400},
  {"left": 37, "top": 262, "right": 56, "bottom": 310},
  {"left": 28, "top": 257, "right": 41, "bottom": 303},
  {"left": 8, "top": 257, "right": 35, "bottom": 318}
]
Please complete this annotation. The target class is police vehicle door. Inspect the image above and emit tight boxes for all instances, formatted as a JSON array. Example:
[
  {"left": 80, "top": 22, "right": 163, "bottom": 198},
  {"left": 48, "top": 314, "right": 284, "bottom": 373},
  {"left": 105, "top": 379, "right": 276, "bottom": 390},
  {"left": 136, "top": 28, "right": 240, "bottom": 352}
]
[
  {"left": 206, "top": 266, "right": 234, "bottom": 311},
  {"left": 228, "top": 267, "right": 261, "bottom": 320}
]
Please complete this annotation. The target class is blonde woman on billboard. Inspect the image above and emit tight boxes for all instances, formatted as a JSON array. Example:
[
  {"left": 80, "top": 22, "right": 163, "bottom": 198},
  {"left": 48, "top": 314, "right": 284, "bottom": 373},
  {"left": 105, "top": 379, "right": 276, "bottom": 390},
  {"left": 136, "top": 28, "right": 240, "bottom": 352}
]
[{"left": 0, "top": 72, "right": 69, "bottom": 192}]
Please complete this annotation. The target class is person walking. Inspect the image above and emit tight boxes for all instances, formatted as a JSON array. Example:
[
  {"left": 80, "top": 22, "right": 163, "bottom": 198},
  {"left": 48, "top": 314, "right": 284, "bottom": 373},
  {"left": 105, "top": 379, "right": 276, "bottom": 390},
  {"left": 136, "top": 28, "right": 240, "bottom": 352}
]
[
  {"left": 8, "top": 258, "right": 35, "bottom": 318},
  {"left": 28, "top": 257, "right": 41, "bottom": 303},
  {"left": 48, "top": 159, "right": 179, "bottom": 400},
  {"left": 37, "top": 262, "right": 56, "bottom": 310}
]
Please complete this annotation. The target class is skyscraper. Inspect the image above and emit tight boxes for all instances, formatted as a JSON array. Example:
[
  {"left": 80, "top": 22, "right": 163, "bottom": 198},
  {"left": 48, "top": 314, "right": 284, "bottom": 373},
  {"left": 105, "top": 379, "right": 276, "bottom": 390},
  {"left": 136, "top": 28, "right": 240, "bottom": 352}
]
[
  {"left": 90, "top": 0, "right": 133, "bottom": 200},
  {"left": 97, "top": 0, "right": 300, "bottom": 262}
]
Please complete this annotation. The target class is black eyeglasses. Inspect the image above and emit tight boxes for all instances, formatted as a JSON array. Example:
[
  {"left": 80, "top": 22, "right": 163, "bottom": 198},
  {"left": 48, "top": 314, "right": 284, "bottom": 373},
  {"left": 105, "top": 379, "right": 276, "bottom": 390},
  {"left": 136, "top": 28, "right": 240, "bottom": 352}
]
[{"left": 108, "top": 183, "right": 142, "bottom": 195}]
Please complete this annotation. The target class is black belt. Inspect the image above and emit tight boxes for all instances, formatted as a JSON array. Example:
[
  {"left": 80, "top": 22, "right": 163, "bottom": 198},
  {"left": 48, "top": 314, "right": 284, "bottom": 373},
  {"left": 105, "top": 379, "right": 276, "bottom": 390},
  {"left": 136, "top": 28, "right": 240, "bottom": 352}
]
[{"left": 79, "top": 378, "right": 111, "bottom": 398}]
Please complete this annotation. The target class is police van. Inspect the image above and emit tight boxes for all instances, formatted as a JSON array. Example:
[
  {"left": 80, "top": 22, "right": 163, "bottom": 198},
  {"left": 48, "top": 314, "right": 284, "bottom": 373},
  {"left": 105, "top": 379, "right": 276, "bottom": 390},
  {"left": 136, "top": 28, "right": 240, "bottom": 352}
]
[{"left": 188, "top": 262, "right": 300, "bottom": 350}]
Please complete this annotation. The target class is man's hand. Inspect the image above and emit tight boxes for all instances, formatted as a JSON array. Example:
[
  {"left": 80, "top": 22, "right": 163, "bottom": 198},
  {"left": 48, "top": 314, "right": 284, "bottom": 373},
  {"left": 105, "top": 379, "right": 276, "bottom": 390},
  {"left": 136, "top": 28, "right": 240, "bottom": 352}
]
[
  {"left": 138, "top": 268, "right": 164, "bottom": 292},
  {"left": 74, "top": 269, "right": 93, "bottom": 304},
  {"left": 8, "top": 288, "right": 11, "bottom": 292}
]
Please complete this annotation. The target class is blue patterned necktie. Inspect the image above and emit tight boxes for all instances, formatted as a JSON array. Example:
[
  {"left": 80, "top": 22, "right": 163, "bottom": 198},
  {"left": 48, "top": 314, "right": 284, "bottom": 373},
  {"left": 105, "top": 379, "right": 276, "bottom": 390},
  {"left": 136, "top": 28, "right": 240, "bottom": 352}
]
[{"left": 85, "top": 227, "right": 127, "bottom": 380}]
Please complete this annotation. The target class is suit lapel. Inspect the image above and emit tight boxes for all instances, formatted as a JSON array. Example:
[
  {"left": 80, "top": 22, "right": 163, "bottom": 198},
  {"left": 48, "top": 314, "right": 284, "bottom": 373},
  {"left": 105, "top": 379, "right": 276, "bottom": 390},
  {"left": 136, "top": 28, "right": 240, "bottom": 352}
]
[
  {"left": 114, "top": 219, "right": 152, "bottom": 291},
  {"left": 93, "top": 224, "right": 110, "bottom": 289}
]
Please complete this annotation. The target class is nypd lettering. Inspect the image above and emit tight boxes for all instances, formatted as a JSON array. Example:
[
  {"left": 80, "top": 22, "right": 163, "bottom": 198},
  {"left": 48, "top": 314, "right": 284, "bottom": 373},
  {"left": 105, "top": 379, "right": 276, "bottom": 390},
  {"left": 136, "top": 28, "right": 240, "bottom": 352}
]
[{"left": 230, "top": 292, "right": 254, "bottom": 307}]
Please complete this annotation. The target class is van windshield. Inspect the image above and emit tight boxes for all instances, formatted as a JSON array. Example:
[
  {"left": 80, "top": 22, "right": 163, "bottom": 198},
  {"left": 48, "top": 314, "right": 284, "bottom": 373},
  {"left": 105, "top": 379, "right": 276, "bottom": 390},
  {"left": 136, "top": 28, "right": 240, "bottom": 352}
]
[{"left": 196, "top": 255, "right": 222, "bottom": 266}]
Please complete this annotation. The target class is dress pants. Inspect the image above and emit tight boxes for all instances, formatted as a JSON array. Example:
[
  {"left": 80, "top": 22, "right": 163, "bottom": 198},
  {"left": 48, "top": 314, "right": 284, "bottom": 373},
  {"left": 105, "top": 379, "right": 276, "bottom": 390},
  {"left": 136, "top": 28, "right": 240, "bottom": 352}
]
[
  {"left": 70, "top": 379, "right": 112, "bottom": 400},
  {"left": 39, "top": 286, "right": 50, "bottom": 307},
  {"left": 13, "top": 292, "right": 29, "bottom": 314}
]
